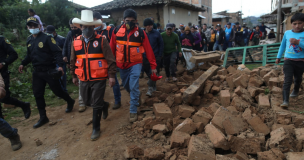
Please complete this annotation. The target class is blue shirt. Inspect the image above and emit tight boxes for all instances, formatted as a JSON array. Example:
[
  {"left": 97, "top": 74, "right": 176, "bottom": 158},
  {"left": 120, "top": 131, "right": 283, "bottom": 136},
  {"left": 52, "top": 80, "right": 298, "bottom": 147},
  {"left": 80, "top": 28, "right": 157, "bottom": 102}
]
[
  {"left": 225, "top": 28, "right": 232, "bottom": 42},
  {"left": 277, "top": 30, "right": 304, "bottom": 59},
  {"left": 145, "top": 29, "right": 164, "bottom": 57}
]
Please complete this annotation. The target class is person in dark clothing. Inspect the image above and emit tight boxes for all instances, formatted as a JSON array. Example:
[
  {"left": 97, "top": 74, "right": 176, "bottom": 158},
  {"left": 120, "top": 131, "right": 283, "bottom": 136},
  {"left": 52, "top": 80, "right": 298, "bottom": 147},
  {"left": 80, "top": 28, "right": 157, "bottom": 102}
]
[
  {"left": 249, "top": 26, "right": 262, "bottom": 46},
  {"left": 209, "top": 29, "right": 216, "bottom": 51},
  {"left": 0, "top": 36, "right": 31, "bottom": 120},
  {"left": 242, "top": 25, "right": 249, "bottom": 46},
  {"left": 234, "top": 22, "right": 244, "bottom": 47},
  {"left": 62, "top": 18, "right": 85, "bottom": 112},
  {"left": 46, "top": 25, "right": 67, "bottom": 92},
  {"left": 259, "top": 22, "right": 271, "bottom": 40},
  {"left": 191, "top": 26, "right": 202, "bottom": 51},
  {"left": 143, "top": 18, "right": 164, "bottom": 96},
  {"left": 198, "top": 27, "right": 208, "bottom": 52},
  {"left": 268, "top": 29, "right": 276, "bottom": 39},
  {"left": 18, "top": 17, "right": 75, "bottom": 128},
  {"left": 180, "top": 26, "right": 194, "bottom": 49},
  {"left": 93, "top": 11, "right": 121, "bottom": 110},
  {"left": 156, "top": 23, "right": 164, "bottom": 33},
  {"left": 150, "top": 17, "right": 157, "bottom": 30},
  {"left": 213, "top": 24, "right": 225, "bottom": 51}
]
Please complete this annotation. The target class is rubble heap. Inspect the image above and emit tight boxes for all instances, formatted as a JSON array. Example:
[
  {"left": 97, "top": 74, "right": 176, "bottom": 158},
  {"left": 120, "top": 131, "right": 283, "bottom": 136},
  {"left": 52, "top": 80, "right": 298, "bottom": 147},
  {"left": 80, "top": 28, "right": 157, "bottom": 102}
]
[{"left": 124, "top": 64, "right": 304, "bottom": 160}]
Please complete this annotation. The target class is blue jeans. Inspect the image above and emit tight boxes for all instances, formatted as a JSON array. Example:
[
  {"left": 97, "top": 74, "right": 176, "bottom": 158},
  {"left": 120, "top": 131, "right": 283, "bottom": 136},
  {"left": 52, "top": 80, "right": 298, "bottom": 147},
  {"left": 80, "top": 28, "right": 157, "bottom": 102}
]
[
  {"left": 244, "top": 38, "right": 248, "bottom": 46},
  {"left": 0, "top": 118, "right": 17, "bottom": 138},
  {"left": 224, "top": 41, "right": 232, "bottom": 51},
  {"left": 119, "top": 64, "right": 142, "bottom": 113},
  {"left": 203, "top": 44, "right": 208, "bottom": 52},
  {"left": 112, "top": 73, "right": 121, "bottom": 104},
  {"left": 213, "top": 43, "right": 223, "bottom": 51}
]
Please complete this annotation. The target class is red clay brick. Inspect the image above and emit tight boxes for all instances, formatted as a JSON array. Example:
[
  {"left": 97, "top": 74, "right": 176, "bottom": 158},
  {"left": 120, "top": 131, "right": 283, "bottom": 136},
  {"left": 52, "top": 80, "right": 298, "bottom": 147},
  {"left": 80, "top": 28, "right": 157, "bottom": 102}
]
[
  {"left": 234, "top": 151, "right": 249, "bottom": 160},
  {"left": 192, "top": 109, "right": 212, "bottom": 126},
  {"left": 276, "top": 112, "right": 292, "bottom": 125},
  {"left": 125, "top": 145, "right": 144, "bottom": 159},
  {"left": 271, "top": 86, "right": 282, "bottom": 95},
  {"left": 269, "top": 127, "right": 297, "bottom": 151},
  {"left": 268, "top": 77, "right": 279, "bottom": 89},
  {"left": 217, "top": 68, "right": 227, "bottom": 75},
  {"left": 258, "top": 94, "right": 270, "bottom": 108},
  {"left": 178, "top": 105, "right": 195, "bottom": 118},
  {"left": 286, "top": 152, "right": 304, "bottom": 160},
  {"left": 153, "top": 103, "right": 172, "bottom": 120},
  {"left": 170, "top": 131, "right": 190, "bottom": 149},
  {"left": 204, "top": 80, "right": 214, "bottom": 94},
  {"left": 295, "top": 128, "right": 304, "bottom": 141},
  {"left": 174, "top": 118, "right": 196, "bottom": 134},
  {"left": 228, "top": 136, "right": 261, "bottom": 154},
  {"left": 227, "top": 66, "right": 237, "bottom": 74},
  {"left": 222, "top": 115, "right": 248, "bottom": 135},
  {"left": 220, "top": 90, "right": 231, "bottom": 107},
  {"left": 230, "top": 96, "right": 251, "bottom": 112},
  {"left": 248, "top": 74, "right": 264, "bottom": 87},
  {"left": 233, "top": 74, "right": 249, "bottom": 88},
  {"left": 211, "top": 106, "right": 233, "bottom": 132},
  {"left": 174, "top": 93, "right": 183, "bottom": 105},
  {"left": 247, "top": 116, "right": 270, "bottom": 135},
  {"left": 188, "top": 134, "right": 215, "bottom": 160},
  {"left": 144, "top": 147, "right": 165, "bottom": 160},
  {"left": 152, "top": 124, "right": 169, "bottom": 133},
  {"left": 205, "top": 124, "right": 230, "bottom": 150},
  {"left": 211, "top": 86, "right": 220, "bottom": 94}
]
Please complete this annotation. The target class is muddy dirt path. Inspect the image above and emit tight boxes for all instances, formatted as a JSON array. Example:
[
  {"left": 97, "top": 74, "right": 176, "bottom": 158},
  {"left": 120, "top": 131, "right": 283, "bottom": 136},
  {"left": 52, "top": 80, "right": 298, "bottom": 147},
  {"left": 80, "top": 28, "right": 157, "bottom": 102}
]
[{"left": 0, "top": 71, "right": 168, "bottom": 160}]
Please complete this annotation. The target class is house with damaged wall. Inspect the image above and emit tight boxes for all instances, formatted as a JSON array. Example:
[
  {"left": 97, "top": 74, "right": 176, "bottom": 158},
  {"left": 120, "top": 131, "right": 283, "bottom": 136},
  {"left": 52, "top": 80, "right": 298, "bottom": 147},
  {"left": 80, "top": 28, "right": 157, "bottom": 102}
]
[{"left": 91, "top": 0, "right": 205, "bottom": 28}]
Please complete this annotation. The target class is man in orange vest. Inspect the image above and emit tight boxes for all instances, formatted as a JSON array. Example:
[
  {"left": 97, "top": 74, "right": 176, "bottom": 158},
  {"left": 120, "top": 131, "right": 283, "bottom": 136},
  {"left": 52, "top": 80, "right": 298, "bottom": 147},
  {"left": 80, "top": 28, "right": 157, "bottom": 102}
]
[
  {"left": 110, "top": 9, "right": 157, "bottom": 123},
  {"left": 70, "top": 10, "right": 117, "bottom": 141}
]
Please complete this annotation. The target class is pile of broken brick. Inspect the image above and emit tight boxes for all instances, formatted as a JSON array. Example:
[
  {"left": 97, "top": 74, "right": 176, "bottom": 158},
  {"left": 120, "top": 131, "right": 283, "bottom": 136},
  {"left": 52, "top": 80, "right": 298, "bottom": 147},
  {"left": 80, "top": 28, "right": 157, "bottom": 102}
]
[{"left": 125, "top": 64, "right": 304, "bottom": 160}]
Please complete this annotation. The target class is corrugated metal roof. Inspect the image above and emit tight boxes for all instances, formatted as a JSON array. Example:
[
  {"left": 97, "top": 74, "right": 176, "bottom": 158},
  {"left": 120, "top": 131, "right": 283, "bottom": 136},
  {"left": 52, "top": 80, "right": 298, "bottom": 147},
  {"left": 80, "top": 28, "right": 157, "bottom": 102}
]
[{"left": 212, "top": 14, "right": 230, "bottom": 19}]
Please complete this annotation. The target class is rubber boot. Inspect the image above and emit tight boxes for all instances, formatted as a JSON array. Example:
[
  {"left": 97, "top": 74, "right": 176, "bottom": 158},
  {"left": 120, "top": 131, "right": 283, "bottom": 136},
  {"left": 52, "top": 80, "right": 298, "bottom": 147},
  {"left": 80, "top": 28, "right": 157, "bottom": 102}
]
[
  {"left": 8, "top": 134, "right": 22, "bottom": 151},
  {"left": 91, "top": 108, "right": 102, "bottom": 141},
  {"left": 9, "top": 98, "right": 31, "bottom": 119},
  {"left": 290, "top": 83, "right": 301, "bottom": 98},
  {"left": 280, "top": 90, "right": 290, "bottom": 109},
  {"left": 65, "top": 99, "right": 75, "bottom": 113},
  {"left": 112, "top": 102, "right": 121, "bottom": 110},
  {"left": 102, "top": 102, "right": 109, "bottom": 120},
  {"left": 33, "top": 109, "right": 49, "bottom": 128}
]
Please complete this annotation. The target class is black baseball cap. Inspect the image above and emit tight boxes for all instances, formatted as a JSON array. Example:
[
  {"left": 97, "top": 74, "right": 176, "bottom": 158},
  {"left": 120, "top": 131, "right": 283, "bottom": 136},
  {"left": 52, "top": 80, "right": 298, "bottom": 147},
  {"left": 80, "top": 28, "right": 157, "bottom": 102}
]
[
  {"left": 46, "top": 25, "right": 55, "bottom": 33},
  {"left": 166, "top": 23, "right": 173, "bottom": 29},
  {"left": 235, "top": 22, "right": 240, "bottom": 25},
  {"left": 26, "top": 16, "right": 40, "bottom": 25},
  {"left": 227, "top": 22, "right": 231, "bottom": 25},
  {"left": 216, "top": 24, "right": 221, "bottom": 27}
]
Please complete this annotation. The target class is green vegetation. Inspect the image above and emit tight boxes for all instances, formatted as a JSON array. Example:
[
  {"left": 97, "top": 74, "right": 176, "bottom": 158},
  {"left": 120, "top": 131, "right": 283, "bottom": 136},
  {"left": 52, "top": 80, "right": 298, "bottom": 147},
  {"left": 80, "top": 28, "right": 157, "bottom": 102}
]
[
  {"left": 264, "top": 88, "right": 270, "bottom": 95},
  {"left": 246, "top": 63, "right": 262, "bottom": 70},
  {"left": 0, "top": 0, "right": 80, "bottom": 124}
]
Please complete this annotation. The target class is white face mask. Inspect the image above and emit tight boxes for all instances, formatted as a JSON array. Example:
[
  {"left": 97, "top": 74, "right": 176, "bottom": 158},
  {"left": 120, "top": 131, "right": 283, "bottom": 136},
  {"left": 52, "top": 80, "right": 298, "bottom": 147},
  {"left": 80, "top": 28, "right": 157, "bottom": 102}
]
[
  {"left": 94, "top": 26, "right": 102, "bottom": 31},
  {"left": 29, "top": 28, "right": 40, "bottom": 34}
]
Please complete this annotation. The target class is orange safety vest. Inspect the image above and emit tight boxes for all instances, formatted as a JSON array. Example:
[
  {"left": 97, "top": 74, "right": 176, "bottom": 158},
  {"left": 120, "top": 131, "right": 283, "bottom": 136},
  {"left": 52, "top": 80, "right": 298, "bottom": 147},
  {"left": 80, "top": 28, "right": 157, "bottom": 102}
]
[
  {"left": 73, "top": 34, "right": 108, "bottom": 81},
  {"left": 114, "top": 26, "right": 145, "bottom": 63}
]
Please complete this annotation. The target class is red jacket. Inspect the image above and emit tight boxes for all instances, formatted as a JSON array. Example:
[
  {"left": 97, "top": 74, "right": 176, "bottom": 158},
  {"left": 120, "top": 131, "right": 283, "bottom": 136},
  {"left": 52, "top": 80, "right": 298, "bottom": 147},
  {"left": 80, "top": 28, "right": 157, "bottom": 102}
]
[
  {"left": 110, "top": 25, "right": 157, "bottom": 70},
  {"left": 250, "top": 30, "right": 262, "bottom": 40}
]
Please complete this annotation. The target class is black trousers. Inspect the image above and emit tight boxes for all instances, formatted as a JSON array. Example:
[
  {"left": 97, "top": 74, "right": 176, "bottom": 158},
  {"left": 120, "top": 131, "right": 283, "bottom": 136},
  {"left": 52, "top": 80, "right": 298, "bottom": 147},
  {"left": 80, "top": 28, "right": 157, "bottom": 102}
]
[
  {"left": 32, "top": 71, "right": 73, "bottom": 117},
  {"left": 80, "top": 80, "right": 106, "bottom": 109},
  {"left": 0, "top": 71, "right": 27, "bottom": 117},
  {"left": 283, "top": 60, "right": 304, "bottom": 92},
  {"left": 164, "top": 52, "right": 177, "bottom": 77}
]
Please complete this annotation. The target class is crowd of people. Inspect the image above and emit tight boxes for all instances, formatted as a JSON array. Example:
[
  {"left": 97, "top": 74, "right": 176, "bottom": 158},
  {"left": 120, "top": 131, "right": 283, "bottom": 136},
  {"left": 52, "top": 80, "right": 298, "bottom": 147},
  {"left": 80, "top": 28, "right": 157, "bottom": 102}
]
[{"left": 0, "top": 7, "right": 300, "bottom": 153}]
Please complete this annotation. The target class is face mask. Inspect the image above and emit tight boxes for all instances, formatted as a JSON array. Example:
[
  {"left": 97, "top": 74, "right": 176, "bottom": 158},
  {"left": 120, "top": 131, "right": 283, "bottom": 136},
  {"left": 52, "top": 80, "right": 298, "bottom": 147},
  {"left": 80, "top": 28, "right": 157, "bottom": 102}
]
[
  {"left": 29, "top": 28, "right": 40, "bottom": 34},
  {"left": 83, "top": 27, "right": 94, "bottom": 37},
  {"left": 72, "top": 29, "right": 81, "bottom": 35},
  {"left": 94, "top": 26, "right": 102, "bottom": 31},
  {"left": 125, "top": 21, "right": 135, "bottom": 30}
]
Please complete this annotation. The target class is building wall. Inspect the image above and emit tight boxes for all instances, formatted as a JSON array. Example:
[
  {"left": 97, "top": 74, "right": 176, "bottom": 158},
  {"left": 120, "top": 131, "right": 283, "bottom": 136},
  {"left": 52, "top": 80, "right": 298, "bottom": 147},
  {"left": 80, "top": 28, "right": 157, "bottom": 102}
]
[
  {"left": 109, "top": 6, "right": 164, "bottom": 28},
  {"left": 178, "top": 0, "right": 212, "bottom": 26},
  {"left": 212, "top": 18, "right": 226, "bottom": 28},
  {"left": 163, "top": 5, "right": 199, "bottom": 27}
]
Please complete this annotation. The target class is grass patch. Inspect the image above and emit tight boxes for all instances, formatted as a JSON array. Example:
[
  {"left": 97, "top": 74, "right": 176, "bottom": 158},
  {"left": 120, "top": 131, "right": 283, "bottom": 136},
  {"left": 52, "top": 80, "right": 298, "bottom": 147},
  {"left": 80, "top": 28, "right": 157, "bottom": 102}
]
[
  {"left": 3, "top": 83, "right": 79, "bottom": 124},
  {"left": 245, "top": 63, "right": 263, "bottom": 70},
  {"left": 264, "top": 88, "right": 270, "bottom": 95}
]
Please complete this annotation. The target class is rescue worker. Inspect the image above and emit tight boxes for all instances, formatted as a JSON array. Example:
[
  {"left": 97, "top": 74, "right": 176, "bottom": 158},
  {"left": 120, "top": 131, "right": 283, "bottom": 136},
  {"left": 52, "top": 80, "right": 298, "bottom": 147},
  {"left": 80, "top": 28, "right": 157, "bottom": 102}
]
[
  {"left": 0, "top": 74, "right": 23, "bottom": 151},
  {"left": 63, "top": 18, "right": 85, "bottom": 112},
  {"left": 0, "top": 35, "right": 31, "bottom": 120},
  {"left": 234, "top": 22, "right": 244, "bottom": 47},
  {"left": 46, "top": 25, "right": 67, "bottom": 92},
  {"left": 70, "top": 10, "right": 116, "bottom": 140},
  {"left": 18, "top": 17, "right": 75, "bottom": 128},
  {"left": 143, "top": 18, "right": 164, "bottom": 96},
  {"left": 110, "top": 9, "right": 157, "bottom": 122},
  {"left": 93, "top": 11, "right": 122, "bottom": 110}
]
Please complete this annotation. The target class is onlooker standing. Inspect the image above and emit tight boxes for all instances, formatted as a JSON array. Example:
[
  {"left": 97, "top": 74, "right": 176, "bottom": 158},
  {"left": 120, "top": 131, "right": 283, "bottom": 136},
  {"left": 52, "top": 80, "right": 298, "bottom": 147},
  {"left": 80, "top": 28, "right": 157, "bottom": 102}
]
[
  {"left": 46, "top": 25, "right": 67, "bottom": 92},
  {"left": 180, "top": 26, "right": 194, "bottom": 49},
  {"left": 161, "top": 24, "right": 182, "bottom": 82},
  {"left": 191, "top": 26, "right": 202, "bottom": 51},
  {"left": 28, "top": 9, "right": 44, "bottom": 32},
  {"left": 202, "top": 24, "right": 211, "bottom": 52},
  {"left": 213, "top": 24, "right": 225, "bottom": 51},
  {"left": 224, "top": 22, "right": 235, "bottom": 50},
  {"left": 150, "top": 17, "right": 157, "bottom": 30},
  {"left": 259, "top": 22, "right": 271, "bottom": 40},
  {"left": 276, "top": 13, "right": 304, "bottom": 109},
  {"left": 157, "top": 23, "right": 164, "bottom": 33},
  {"left": 242, "top": 25, "right": 249, "bottom": 46},
  {"left": 249, "top": 26, "right": 262, "bottom": 46},
  {"left": 143, "top": 18, "right": 164, "bottom": 96},
  {"left": 198, "top": 27, "right": 208, "bottom": 52},
  {"left": 234, "top": 22, "right": 244, "bottom": 47},
  {"left": 268, "top": 29, "right": 276, "bottom": 39},
  {"left": 209, "top": 29, "right": 216, "bottom": 51},
  {"left": 180, "top": 26, "right": 185, "bottom": 36}
]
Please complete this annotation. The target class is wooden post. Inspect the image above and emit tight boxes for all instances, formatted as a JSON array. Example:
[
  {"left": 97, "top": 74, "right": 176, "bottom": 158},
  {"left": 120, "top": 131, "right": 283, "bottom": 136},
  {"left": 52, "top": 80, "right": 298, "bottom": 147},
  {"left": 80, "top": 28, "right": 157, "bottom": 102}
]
[{"left": 276, "top": 0, "right": 282, "bottom": 42}]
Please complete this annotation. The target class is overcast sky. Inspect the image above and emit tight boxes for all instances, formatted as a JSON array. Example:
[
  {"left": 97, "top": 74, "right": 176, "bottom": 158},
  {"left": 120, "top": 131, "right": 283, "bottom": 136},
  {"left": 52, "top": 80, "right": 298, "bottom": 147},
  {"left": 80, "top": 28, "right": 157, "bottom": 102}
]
[{"left": 34, "top": 0, "right": 271, "bottom": 17}]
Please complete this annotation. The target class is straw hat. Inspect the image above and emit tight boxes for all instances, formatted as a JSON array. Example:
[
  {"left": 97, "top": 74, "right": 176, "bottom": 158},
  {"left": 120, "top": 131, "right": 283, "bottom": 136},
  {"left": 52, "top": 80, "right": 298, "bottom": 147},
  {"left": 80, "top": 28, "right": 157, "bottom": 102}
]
[{"left": 72, "top": 10, "right": 102, "bottom": 28}]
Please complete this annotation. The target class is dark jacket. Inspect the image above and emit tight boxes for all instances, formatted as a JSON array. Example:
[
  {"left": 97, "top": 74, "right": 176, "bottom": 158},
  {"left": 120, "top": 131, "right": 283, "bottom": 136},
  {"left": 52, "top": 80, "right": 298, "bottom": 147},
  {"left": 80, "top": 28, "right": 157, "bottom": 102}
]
[
  {"left": 268, "top": 32, "right": 276, "bottom": 39},
  {"left": 216, "top": 28, "right": 225, "bottom": 45},
  {"left": 199, "top": 32, "right": 208, "bottom": 45},
  {"left": 0, "top": 36, "right": 18, "bottom": 73},
  {"left": 96, "top": 25, "right": 114, "bottom": 42},
  {"left": 145, "top": 29, "right": 164, "bottom": 57},
  {"left": 22, "top": 32, "right": 64, "bottom": 68},
  {"left": 180, "top": 33, "right": 194, "bottom": 49},
  {"left": 234, "top": 26, "right": 244, "bottom": 43},
  {"left": 242, "top": 29, "right": 249, "bottom": 39},
  {"left": 62, "top": 30, "right": 82, "bottom": 64},
  {"left": 53, "top": 34, "right": 66, "bottom": 49}
]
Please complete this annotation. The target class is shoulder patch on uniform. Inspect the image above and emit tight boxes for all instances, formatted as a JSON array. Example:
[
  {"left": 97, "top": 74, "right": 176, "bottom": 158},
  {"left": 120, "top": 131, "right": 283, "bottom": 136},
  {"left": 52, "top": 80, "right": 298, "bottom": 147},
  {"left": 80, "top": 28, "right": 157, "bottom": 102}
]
[
  {"left": 4, "top": 38, "right": 11, "bottom": 44},
  {"left": 28, "top": 44, "right": 31, "bottom": 47},
  {"left": 51, "top": 37, "right": 56, "bottom": 44}
]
